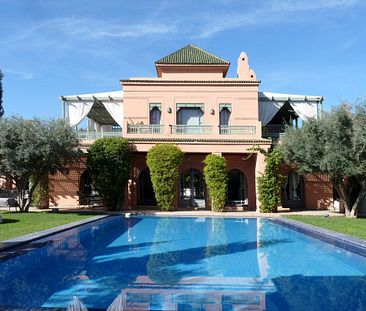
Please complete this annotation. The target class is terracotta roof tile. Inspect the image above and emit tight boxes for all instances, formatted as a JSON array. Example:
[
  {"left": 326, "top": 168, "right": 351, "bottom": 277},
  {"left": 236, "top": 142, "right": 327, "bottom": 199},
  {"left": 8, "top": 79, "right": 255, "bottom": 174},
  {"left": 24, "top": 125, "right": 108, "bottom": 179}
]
[{"left": 155, "top": 44, "right": 230, "bottom": 65}]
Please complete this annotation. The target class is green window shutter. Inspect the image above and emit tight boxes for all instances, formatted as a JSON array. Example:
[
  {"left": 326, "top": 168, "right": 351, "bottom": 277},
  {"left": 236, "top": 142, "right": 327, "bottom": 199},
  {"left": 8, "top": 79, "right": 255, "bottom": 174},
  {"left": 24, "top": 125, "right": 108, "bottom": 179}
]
[
  {"left": 176, "top": 103, "right": 204, "bottom": 111},
  {"left": 149, "top": 103, "right": 161, "bottom": 111},
  {"left": 219, "top": 104, "right": 232, "bottom": 112}
]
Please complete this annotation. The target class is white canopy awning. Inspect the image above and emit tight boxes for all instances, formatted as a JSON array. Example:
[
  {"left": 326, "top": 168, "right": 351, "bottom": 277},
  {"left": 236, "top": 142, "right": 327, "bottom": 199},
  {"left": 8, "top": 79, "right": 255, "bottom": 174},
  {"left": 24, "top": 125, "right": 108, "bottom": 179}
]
[
  {"left": 61, "top": 91, "right": 124, "bottom": 128},
  {"left": 258, "top": 91, "right": 323, "bottom": 125}
]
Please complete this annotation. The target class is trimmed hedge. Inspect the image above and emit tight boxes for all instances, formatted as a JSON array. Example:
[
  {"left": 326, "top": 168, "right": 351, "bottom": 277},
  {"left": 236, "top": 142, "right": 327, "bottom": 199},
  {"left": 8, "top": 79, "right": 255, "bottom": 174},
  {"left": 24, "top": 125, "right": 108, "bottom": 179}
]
[
  {"left": 87, "top": 137, "right": 131, "bottom": 210},
  {"left": 203, "top": 154, "right": 228, "bottom": 212},
  {"left": 146, "top": 144, "right": 183, "bottom": 211}
]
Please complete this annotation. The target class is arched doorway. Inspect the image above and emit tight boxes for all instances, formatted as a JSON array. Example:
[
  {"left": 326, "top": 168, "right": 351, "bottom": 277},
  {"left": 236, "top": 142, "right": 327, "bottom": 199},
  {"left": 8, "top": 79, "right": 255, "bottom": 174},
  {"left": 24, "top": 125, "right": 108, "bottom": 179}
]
[
  {"left": 79, "top": 170, "right": 93, "bottom": 205},
  {"left": 79, "top": 170, "right": 92, "bottom": 195},
  {"left": 179, "top": 169, "right": 205, "bottom": 208},
  {"left": 282, "top": 172, "right": 305, "bottom": 209},
  {"left": 138, "top": 169, "right": 156, "bottom": 205},
  {"left": 227, "top": 169, "right": 247, "bottom": 206}
]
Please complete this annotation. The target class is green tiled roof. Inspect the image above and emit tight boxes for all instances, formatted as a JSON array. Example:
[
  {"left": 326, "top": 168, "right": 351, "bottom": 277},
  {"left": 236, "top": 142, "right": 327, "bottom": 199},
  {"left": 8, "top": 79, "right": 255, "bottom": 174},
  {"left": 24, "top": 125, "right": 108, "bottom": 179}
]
[{"left": 155, "top": 44, "right": 230, "bottom": 65}]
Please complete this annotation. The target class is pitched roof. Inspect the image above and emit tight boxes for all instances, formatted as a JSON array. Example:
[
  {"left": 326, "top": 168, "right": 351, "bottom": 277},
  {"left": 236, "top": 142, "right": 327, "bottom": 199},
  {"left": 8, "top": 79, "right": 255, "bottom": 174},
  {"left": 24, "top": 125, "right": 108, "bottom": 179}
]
[{"left": 155, "top": 44, "right": 230, "bottom": 65}]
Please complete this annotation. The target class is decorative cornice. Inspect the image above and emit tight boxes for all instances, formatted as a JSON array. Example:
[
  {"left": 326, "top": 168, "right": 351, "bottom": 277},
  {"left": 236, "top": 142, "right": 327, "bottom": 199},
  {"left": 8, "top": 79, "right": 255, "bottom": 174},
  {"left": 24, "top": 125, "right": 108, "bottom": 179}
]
[
  {"left": 121, "top": 79, "right": 261, "bottom": 85},
  {"left": 80, "top": 137, "right": 272, "bottom": 149},
  {"left": 126, "top": 137, "right": 270, "bottom": 144}
]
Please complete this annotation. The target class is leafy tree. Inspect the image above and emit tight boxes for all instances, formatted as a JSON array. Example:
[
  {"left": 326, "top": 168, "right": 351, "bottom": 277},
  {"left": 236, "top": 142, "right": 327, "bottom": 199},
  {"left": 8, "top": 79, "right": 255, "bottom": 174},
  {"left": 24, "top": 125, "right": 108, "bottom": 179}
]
[
  {"left": 146, "top": 144, "right": 183, "bottom": 211},
  {"left": 0, "top": 117, "right": 80, "bottom": 211},
  {"left": 280, "top": 103, "right": 366, "bottom": 217},
  {"left": 0, "top": 70, "right": 4, "bottom": 117},
  {"left": 203, "top": 154, "right": 227, "bottom": 212},
  {"left": 87, "top": 137, "right": 131, "bottom": 210},
  {"left": 257, "top": 148, "right": 284, "bottom": 213}
]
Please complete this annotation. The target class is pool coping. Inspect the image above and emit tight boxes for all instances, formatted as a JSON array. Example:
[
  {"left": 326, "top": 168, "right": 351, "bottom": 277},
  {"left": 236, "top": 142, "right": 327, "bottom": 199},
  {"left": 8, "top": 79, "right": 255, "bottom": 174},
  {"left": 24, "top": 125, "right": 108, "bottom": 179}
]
[
  {"left": 0, "top": 214, "right": 110, "bottom": 253},
  {"left": 271, "top": 217, "right": 366, "bottom": 257}
]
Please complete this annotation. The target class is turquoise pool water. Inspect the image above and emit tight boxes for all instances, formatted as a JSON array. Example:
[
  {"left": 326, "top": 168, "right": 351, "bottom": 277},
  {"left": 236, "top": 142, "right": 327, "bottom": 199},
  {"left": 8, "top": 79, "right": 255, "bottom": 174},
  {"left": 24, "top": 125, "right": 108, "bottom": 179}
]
[{"left": 0, "top": 216, "right": 365, "bottom": 310}]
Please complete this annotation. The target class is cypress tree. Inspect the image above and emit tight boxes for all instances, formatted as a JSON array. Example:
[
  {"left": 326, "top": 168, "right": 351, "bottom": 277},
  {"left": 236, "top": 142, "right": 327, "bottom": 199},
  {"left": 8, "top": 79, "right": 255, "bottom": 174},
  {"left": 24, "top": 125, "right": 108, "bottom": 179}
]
[{"left": 0, "top": 70, "right": 4, "bottom": 117}]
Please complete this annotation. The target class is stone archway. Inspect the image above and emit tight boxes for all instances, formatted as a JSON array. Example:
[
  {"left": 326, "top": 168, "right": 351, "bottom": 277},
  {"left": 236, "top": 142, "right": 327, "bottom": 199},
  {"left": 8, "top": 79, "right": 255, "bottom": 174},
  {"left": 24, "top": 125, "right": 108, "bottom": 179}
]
[
  {"left": 179, "top": 169, "right": 205, "bottom": 208},
  {"left": 137, "top": 169, "right": 156, "bottom": 206},
  {"left": 282, "top": 171, "right": 305, "bottom": 209},
  {"left": 227, "top": 169, "right": 248, "bottom": 206}
]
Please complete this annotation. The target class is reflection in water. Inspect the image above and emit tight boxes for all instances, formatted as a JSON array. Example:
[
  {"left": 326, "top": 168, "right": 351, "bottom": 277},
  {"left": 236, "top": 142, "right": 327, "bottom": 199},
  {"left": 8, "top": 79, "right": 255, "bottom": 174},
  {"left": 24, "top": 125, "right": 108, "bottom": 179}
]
[
  {"left": 1, "top": 216, "right": 366, "bottom": 310},
  {"left": 146, "top": 218, "right": 181, "bottom": 284},
  {"left": 67, "top": 296, "right": 88, "bottom": 311},
  {"left": 205, "top": 217, "right": 227, "bottom": 277}
]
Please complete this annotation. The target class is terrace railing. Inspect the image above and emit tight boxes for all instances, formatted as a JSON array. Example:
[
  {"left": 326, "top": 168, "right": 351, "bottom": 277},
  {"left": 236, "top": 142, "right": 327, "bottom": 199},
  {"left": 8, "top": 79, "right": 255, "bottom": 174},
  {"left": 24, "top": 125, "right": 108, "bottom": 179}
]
[
  {"left": 76, "top": 131, "right": 122, "bottom": 140},
  {"left": 219, "top": 125, "right": 256, "bottom": 135},
  {"left": 170, "top": 125, "right": 213, "bottom": 135},
  {"left": 262, "top": 124, "right": 287, "bottom": 139},
  {"left": 127, "top": 124, "right": 163, "bottom": 134}
]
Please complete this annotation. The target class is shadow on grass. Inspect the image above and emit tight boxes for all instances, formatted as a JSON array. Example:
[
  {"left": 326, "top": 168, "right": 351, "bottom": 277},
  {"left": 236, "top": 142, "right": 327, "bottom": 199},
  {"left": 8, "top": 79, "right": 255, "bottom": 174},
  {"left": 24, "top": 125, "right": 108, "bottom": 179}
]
[{"left": 1, "top": 218, "right": 19, "bottom": 224}]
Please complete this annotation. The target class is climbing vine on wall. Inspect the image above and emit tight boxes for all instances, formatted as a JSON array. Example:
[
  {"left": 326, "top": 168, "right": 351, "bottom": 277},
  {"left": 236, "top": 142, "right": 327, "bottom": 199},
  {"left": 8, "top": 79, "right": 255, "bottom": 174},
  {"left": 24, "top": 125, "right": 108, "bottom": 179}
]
[{"left": 257, "top": 148, "right": 284, "bottom": 213}]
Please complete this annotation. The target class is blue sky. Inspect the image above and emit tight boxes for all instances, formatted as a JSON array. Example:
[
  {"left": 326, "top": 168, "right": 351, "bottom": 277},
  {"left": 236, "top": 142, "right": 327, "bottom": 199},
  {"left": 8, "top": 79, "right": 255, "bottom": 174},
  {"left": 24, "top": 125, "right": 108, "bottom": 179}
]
[{"left": 0, "top": 0, "right": 365, "bottom": 119}]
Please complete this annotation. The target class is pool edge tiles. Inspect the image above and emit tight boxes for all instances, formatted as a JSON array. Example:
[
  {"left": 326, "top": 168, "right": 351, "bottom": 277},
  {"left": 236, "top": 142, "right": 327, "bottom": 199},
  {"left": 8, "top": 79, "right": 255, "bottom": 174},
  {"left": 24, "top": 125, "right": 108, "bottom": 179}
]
[{"left": 271, "top": 217, "right": 366, "bottom": 257}]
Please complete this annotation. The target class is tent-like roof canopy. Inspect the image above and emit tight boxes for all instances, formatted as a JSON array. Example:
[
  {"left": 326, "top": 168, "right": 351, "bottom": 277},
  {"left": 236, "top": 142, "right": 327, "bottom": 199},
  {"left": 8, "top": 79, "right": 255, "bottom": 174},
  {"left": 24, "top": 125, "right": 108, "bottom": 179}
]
[
  {"left": 258, "top": 91, "right": 323, "bottom": 125},
  {"left": 259, "top": 91, "right": 323, "bottom": 102},
  {"left": 61, "top": 90, "right": 123, "bottom": 101},
  {"left": 61, "top": 91, "right": 124, "bottom": 127}
]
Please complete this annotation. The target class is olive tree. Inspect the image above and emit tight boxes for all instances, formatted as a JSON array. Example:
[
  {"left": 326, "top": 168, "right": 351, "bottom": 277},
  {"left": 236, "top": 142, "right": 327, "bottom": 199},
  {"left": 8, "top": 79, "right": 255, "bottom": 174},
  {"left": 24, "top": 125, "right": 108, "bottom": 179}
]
[
  {"left": 87, "top": 137, "right": 132, "bottom": 210},
  {"left": 0, "top": 117, "right": 80, "bottom": 211},
  {"left": 280, "top": 103, "right": 366, "bottom": 218}
]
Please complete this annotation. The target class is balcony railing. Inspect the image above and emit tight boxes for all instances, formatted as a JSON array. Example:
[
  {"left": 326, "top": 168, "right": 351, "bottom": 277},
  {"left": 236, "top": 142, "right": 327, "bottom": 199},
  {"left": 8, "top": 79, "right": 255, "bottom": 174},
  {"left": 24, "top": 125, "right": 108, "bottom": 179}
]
[
  {"left": 76, "top": 131, "right": 122, "bottom": 140},
  {"left": 170, "top": 125, "right": 213, "bottom": 134},
  {"left": 219, "top": 125, "right": 256, "bottom": 135},
  {"left": 262, "top": 124, "right": 287, "bottom": 139},
  {"left": 127, "top": 124, "right": 163, "bottom": 134}
]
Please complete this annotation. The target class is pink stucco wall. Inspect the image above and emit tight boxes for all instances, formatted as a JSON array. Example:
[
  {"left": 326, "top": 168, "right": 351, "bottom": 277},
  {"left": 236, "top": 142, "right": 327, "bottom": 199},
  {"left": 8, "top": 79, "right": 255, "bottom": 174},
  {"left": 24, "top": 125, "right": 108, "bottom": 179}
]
[
  {"left": 48, "top": 49, "right": 333, "bottom": 211},
  {"left": 122, "top": 81, "right": 262, "bottom": 142}
]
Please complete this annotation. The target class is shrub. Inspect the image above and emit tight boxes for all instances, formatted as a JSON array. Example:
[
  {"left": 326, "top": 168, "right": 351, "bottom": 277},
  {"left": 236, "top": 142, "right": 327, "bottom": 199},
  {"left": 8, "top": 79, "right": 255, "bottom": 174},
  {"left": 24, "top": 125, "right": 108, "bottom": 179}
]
[
  {"left": 146, "top": 144, "right": 183, "bottom": 211},
  {"left": 203, "top": 154, "right": 228, "bottom": 212},
  {"left": 87, "top": 137, "right": 132, "bottom": 210},
  {"left": 257, "top": 148, "right": 283, "bottom": 213}
]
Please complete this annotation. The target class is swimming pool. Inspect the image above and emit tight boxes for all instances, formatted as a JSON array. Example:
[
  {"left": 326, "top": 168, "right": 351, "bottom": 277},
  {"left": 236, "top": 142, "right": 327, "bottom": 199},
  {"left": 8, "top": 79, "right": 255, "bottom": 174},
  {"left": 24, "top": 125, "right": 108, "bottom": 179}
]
[{"left": 0, "top": 215, "right": 365, "bottom": 310}]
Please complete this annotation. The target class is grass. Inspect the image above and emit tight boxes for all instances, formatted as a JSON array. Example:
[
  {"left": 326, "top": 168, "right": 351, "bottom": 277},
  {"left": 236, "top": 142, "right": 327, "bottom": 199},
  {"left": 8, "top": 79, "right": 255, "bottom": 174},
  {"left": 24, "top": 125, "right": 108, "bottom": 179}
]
[
  {"left": 285, "top": 215, "right": 366, "bottom": 240},
  {"left": 0, "top": 211, "right": 98, "bottom": 241}
]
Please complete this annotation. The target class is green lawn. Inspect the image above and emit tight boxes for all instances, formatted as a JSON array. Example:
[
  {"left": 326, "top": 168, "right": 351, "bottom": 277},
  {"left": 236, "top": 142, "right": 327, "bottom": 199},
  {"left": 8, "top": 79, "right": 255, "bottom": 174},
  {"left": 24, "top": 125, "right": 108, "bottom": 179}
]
[
  {"left": 0, "top": 211, "right": 98, "bottom": 241},
  {"left": 285, "top": 215, "right": 366, "bottom": 240}
]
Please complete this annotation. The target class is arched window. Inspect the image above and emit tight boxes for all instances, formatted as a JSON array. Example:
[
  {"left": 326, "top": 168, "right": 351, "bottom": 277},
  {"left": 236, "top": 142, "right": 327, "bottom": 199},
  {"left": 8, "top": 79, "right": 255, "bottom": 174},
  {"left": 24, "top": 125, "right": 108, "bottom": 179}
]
[
  {"left": 227, "top": 169, "right": 247, "bottom": 206},
  {"left": 79, "top": 170, "right": 95, "bottom": 205},
  {"left": 179, "top": 169, "right": 205, "bottom": 208},
  {"left": 138, "top": 169, "right": 156, "bottom": 205},
  {"left": 79, "top": 170, "right": 92, "bottom": 195},
  {"left": 150, "top": 107, "right": 161, "bottom": 125},
  {"left": 220, "top": 107, "right": 231, "bottom": 126}
]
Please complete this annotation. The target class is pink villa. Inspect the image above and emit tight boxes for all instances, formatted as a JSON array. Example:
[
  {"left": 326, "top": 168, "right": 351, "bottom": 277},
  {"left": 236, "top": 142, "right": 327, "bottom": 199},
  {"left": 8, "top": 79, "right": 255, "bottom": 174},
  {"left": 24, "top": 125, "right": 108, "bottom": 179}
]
[{"left": 50, "top": 44, "right": 333, "bottom": 211}]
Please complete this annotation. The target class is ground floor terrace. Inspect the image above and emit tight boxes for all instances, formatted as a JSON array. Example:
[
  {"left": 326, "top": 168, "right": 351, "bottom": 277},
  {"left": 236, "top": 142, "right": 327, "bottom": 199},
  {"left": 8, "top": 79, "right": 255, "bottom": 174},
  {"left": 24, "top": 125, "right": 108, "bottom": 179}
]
[{"left": 48, "top": 151, "right": 333, "bottom": 212}]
